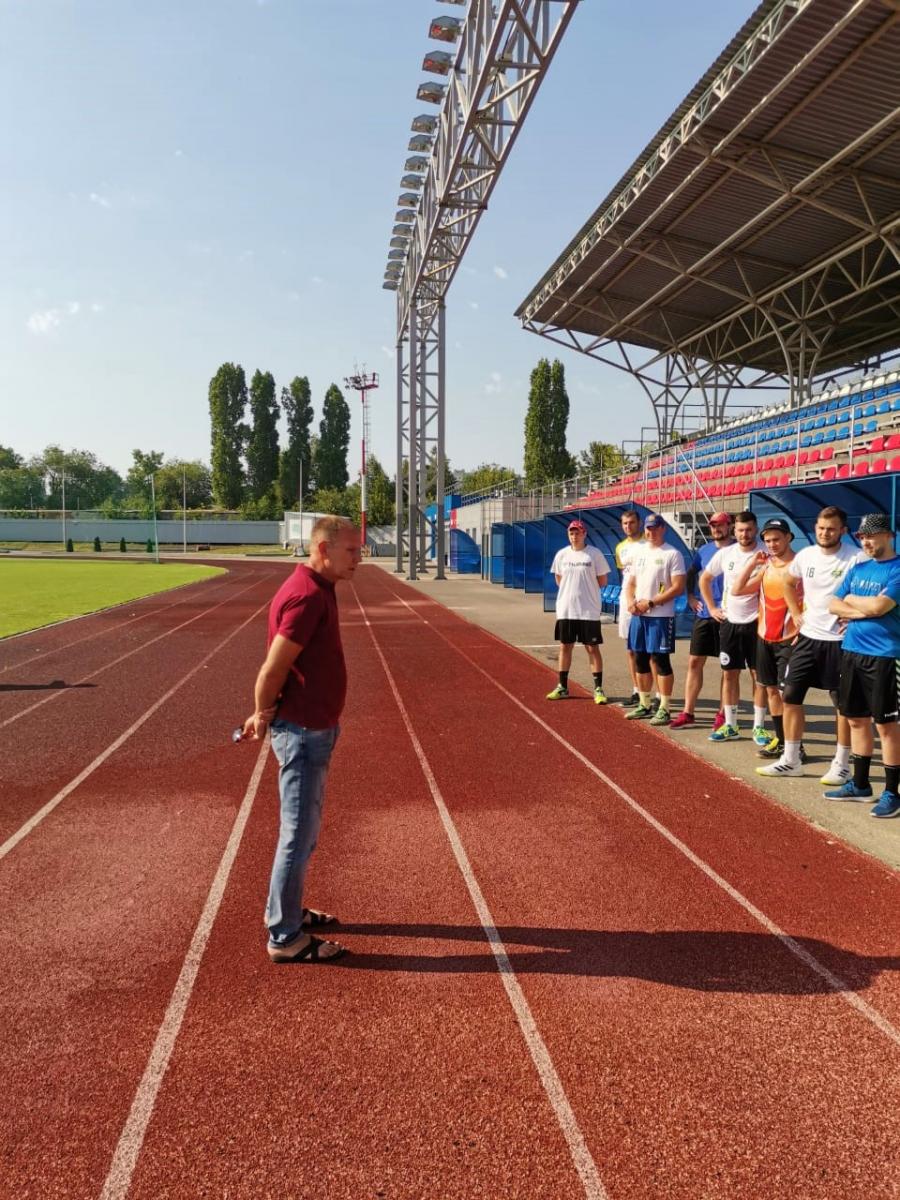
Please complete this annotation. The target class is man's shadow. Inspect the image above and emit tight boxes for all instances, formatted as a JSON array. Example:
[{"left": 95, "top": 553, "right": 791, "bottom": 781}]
[
  {"left": 0, "top": 681, "right": 96, "bottom": 692},
  {"left": 334, "top": 923, "right": 900, "bottom": 996}
]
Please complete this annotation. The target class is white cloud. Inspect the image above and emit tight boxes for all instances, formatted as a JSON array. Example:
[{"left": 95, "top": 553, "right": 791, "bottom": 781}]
[
  {"left": 469, "top": 301, "right": 479, "bottom": 310},
  {"left": 91, "top": 302, "right": 104, "bottom": 313},
  {"left": 381, "top": 345, "right": 393, "bottom": 359},
  {"left": 89, "top": 191, "right": 111, "bottom": 209},
  {"left": 174, "top": 148, "right": 185, "bottom": 158},
  {"left": 310, "top": 275, "right": 323, "bottom": 285},
  {"left": 493, "top": 265, "right": 508, "bottom": 280},
  {"left": 484, "top": 371, "right": 503, "bottom": 396},
  {"left": 66, "top": 301, "right": 80, "bottom": 315},
  {"left": 27, "top": 309, "right": 62, "bottom": 335}
]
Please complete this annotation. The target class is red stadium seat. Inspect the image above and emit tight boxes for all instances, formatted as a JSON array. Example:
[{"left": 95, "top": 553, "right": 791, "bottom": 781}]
[
  {"left": 887, "top": 433, "right": 900, "bottom": 452},
  {"left": 854, "top": 462, "right": 870, "bottom": 476},
  {"left": 870, "top": 435, "right": 885, "bottom": 453},
  {"left": 774, "top": 455, "right": 785, "bottom": 469},
  {"left": 820, "top": 445, "right": 834, "bottom": 460},
  {"left": 837, "top": 464, "right": 851, "bottom": 479},
  {"left": 821, "top": 466, "right": 838, "bottom": 481},
  {"left": 808, "top": 449, "right": 821, "bottom": 464},
  {"left": 785, "top": 453, "right": 796, "bottom": 467},
  {"left": 778, "top": 473, "right": 790, "bottom": 486},
  {"left": 872, "top": 458, "right": 888, "bottom": 474},
  {"left": 798, "top": 451, "right": 809, "bottom": 466}
]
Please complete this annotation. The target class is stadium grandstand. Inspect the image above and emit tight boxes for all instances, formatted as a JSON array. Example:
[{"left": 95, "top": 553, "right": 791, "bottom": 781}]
[{"left": 515, "top": 0, "right": 900, "bottom": 537}]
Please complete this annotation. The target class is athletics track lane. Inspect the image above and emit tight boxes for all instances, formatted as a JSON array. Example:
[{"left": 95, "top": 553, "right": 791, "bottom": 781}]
[
  {"left": 0, "top": 563, "right": 290, "bottom": 1198},
  {"left": 0, "top": 567, "right": 280, "bottom": 847},
  {"left": 3, "top": 563, "right": 899, "bottom": 1197}
]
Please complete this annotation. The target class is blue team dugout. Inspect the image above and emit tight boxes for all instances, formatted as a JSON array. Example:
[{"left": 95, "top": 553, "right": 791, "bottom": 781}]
[
  {"left": 749, "top": 476, "right": 900, "bottom": 549},
  {"left": 524, "top": 520, "right": 544, "bottom": 594},
  {"left": 490, "top": 523, "right": 510, "bottom": 584},
  {"left": 449, "top": 528, "right": 480, "bottom": 573}
]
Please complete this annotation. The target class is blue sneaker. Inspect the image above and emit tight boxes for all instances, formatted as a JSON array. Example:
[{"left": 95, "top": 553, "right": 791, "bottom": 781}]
[
  {"left": 870, "top": 791, "right": 900, "bottom": 818},
  {"left": 752, "top": 726, "right": 771, "bottom": 747},
  {"left": 823, "top": 779, "right": 873, "bottom": 801},
  {"left": 708, "top": 724, "right": 739, "bottom": 742}
]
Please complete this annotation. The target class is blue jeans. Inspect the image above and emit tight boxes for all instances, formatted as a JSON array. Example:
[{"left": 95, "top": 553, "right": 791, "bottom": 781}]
[{"left": 266, "top": 721, "right": 339, "bottom": 947}]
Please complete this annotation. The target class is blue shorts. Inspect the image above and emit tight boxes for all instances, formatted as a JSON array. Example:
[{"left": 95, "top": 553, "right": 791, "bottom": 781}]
[{"left": 627, "top": 614, "right": 675, "bottom": 655}]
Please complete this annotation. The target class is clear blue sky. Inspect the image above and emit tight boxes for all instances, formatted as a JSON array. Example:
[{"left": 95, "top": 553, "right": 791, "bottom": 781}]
[{"left": 1, "top": 0, "right": 756, "bottom": 480}]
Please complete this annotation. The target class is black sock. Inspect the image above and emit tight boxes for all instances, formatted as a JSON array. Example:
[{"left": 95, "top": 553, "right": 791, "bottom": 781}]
[
  {"left": 886, "top": 765, "right": 900, "bottom": 795},
  {"left": 853, "top": 755, "right": 871, "bottom": 789},
  {"left": 593, "top": 672, "right": 603, "bottom": 689},
  {"left": 559, "top": 671, "right": 569, "bottom": 689},
  {"left": 772, "top": 714, "right": 784, "bottom": 744}
]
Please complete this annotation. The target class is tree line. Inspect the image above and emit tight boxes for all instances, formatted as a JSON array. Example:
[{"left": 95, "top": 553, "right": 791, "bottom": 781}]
[{"left": 0, "top": 355, "right": 625, "bottom": 520}]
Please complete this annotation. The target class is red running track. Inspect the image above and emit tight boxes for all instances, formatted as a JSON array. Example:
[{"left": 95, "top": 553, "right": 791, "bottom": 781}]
[{"left": 1, "top": 562, "right": 899, "bottom": 1199}]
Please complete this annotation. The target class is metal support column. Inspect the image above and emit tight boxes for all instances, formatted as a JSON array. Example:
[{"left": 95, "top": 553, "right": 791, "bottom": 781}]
[
  {"left": 435, "top": 301, "right": 446, "bottom": 579},
  {"left": 395, "top": 336, "right": 405, "bottom": 573},
  {"left": 407, "top": 305, "right": 419, "bottom": 581}
]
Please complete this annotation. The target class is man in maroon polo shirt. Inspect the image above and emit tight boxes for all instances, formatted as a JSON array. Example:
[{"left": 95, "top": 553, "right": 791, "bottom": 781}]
[{"left": 242, "top": 515, "right": 361, "bottom": 963}]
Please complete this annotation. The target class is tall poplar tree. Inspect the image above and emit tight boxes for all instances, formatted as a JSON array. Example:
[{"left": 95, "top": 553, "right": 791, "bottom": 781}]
[
  {"left": 278, "top": 375, "right": 313, "bottom": 506},
  {"left": 548, "top": 358, "right": 574, "bottom": 479},
  {"left": 523, "top": 357, "right": 553, "bottom": 487},
  {"left": 246, "top": 369, "right": 280, "bottom": 501},
  {"left": 208, "top": 363, "right": 248, "bottom": 508},
  {"left": 314, "top": 383, "right": 351, "bottom": 491}
]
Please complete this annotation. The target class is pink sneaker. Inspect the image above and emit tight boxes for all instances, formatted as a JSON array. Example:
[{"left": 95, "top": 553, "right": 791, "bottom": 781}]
[
  {"left": 669, "top": 712, "right": 695, "bottom": 730},
  {"left": 712, "top": 709, "right": 725, "bottom": 731}
]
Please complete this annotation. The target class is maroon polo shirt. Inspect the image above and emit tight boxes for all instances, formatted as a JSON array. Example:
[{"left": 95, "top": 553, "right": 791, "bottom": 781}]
[{"left": 267, "top": 564, "right": 346, "bottom": 729}]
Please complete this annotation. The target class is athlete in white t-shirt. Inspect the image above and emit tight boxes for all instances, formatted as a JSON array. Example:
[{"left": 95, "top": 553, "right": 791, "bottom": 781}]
[
  {"left": 760, "top": 505, "right": 864, "bottom": 782},
  {"left": 546, "top": 519, "right": 610, "bottom": 704},
  {"left": 615, "top": 510, "right": 644, "bottom": 705},
  {"left": 622, "top": 514, "right": 686, "bottom": 725},
  {"left": 700, "top": 510, "right": 769, "bottom": 744}
]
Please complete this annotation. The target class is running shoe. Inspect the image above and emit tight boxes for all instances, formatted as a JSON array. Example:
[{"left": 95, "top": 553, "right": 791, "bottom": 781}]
[
  {"left": 756, "top": 759, "right": 803, "bottom": 778},
  {"left": 823, "top": 780, "right": 873, "bottom": 801},
  {"left": 757, "top": 737, "right": 783, "bottom": 758},
  {"left": 650, "top": 697, "right": 661, "bottom": 713},
  {"left": 708, "top": 724, "right": 739, "bottom": 742},
  {"left": 649, "top": 708, "right": 671, "bottom": 726},
  {"left": 871, "top": 791, "right": 900, "bottom": 818},
  {"left": 669, "top": 712, "right": 695, "bottom": 730},
  {"left": 593, "top": 687, "right": 608, "bottom": 706},
  {"left": 546, "top": 684, "right": 569, "bottom": 700},
  {"left": 626, "top": 704, "right": 654, "bottom": 720},
  {"left": 752, "top": 726, "right": 772, "bottom": 747},
  {"left": 712, "top": 709, "right": 725, "bottom": 731},
  {"left": 819, "top": 762, "right": 851, "bottom": 787}
]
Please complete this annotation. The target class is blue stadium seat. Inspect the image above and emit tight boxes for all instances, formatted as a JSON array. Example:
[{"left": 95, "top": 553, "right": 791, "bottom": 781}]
[
  {"left": 891, "top": 397, "right": 900, "bottom": 412},
  {"left": 853, "top": 423, "right": 865, "bottom": 437},
  {"left": 801, "top": 435, "right": 812, "bottom": 447},
  {"left": 836, "top": 426, "right": 849, "bottom": 440},
  {"left": 811, "top": 431, "right": 823, "bottom": 445},
  {"left": 863, "top": 404, "right": 877, "bottom": 418},
  {"left": 877, "top": 401, "right": 890, "bottom": 414},
  {"left": 826, "top": 413, "right": 837, "bottom": 426},
  {"left": 865, "top": 419, "right": 878, "bottom": 434},
  {"left": 838, "top": 395, "right": 851, "bottom": 409},
  {"left": 823, "top": 430, "right": 836, "bottom": 443}
]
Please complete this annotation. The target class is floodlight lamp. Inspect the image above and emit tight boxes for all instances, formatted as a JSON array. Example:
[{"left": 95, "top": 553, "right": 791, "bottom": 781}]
[
  {"left": 438, "top": 0, "right": 466, "bottom": 5},
  {"left": 388, "top": 249, "right": 406, "bottom": 261},
  {"left": 392, "top": 224, "right": 412, "bottom": 237},
  {"left": 400, "top": 174, "right": 424, "bottom": 189},
  {"left": 416, "top": 81, "right": 447, "bottom": 104},
  {"left": 408, "top": 134, "right": 433, "bottom": 153},
  {"left": 404, "top": 155, "right": 429, "bottom": 173},
  {"left": 398, "top": 193, "right": 419, "bottom": 208},
  {"left": 422, "top": 50, "right": 452, "bottom": 75},
  {"left": 383, "top": 280, "right": 399, "bottom": 290},
  {"left": 390, "top": 236, "right": 409, "bottom": 249},
  {"left": 429, "top": 16, "right": 462, "bottom": 42},
  {"left": 394, "top": 210, "right": 415, "bottom": 223},
  {"left": 411, "top": 113, "right": 438, "bottom": 134}
]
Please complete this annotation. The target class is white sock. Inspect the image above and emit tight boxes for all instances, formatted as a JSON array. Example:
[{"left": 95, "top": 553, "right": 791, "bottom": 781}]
[
  {"left": 834, "top": 744, "right": 851, "bottom": 770},
  {"left": 753, "top": 706, "right": 767, "bottom": 728},
  {"left": 724, "top": 705, "right": 738, "bottom": 728},
  {"left": 783, "top": 740, "right": 802, "bottom": 767}
]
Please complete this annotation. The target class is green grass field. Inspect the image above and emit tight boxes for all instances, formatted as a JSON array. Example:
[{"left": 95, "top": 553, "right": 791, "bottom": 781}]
[{"left": 0, "top": 560, "right": 226, "bottom": 638}]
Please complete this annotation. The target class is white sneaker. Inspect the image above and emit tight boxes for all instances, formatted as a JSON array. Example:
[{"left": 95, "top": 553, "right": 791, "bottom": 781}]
[
  {"left": 756, "top": 759, "right": 803, "bottom": 778},
  {"left": 820, "top": 762, "right": 851, "bottom": 786}
]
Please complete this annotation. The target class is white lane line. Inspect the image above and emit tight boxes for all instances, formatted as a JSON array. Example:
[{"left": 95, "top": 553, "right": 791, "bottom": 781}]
[
  {"left": 0, "top": 599, "right": 269, "bottom": 863},
  {"left": 99, "top": 737, "right": 270, "bottom": 1200},
  {"left": 0, "top": 573, "right": 234, "bottom": 672},
  {"left": 352, "top": 585, "right": 608, "bottom": 1200},
  {"left": 0, "top": 574, "right": 268, "bottom": 730},
  {"left": 383, "top": 583, "right": 900, "bottom": 1052}
]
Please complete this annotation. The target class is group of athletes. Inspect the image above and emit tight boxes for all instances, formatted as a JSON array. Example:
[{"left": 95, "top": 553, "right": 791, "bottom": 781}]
[{"left": 547, "top": 505, "right": 900, "bottom": 820}]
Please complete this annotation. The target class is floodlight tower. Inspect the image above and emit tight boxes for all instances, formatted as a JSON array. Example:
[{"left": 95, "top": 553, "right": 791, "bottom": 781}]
[{"left": 343, "top": 369, "right": 379, "bottom": 548}]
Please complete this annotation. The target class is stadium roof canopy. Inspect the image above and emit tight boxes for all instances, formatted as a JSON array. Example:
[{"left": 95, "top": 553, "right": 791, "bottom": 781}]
[{"left": 516, "top": 0, "right": 900, "bottom": 434}]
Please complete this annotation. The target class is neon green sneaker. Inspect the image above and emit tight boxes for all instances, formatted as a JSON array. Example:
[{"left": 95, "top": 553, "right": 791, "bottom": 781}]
[
  {"left": 546, "top": 684, "right": 569, "bottom": 700},
  {"left": 593, "top": 687, "right": 608, "bottom": 705},
  {"left": 708, "top": 724, "right": 740, "bottom": 742},
  {"left": 626, "top": 704, "right": 653, "bottom": 720}
]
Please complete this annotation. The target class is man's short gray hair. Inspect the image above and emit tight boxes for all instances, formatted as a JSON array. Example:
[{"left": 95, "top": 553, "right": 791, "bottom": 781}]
[{"left": 310, "top": 514, "right": 358, "bottom": 545}]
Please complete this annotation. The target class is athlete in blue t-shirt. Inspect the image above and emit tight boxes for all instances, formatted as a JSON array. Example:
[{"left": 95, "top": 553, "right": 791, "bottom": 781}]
[
  {"left": 827, "top": 512, "right": 900, "bottom": 817},
  {"left": 670, "top": 512, "right": 733, "bottom": 730}
]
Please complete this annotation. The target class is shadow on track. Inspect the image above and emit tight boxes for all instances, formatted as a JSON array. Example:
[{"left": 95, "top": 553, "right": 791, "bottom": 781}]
[
  {"left": 333, "top": 923, "right": 900, "bottom": 995},
  {"left": 0, "top": 681, "right": 97, "bottom": 692}
]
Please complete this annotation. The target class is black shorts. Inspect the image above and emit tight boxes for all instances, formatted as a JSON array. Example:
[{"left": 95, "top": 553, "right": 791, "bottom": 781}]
[
  {"left": 782, "top": 635, "right": 842, "bottom": 704},
  {"left": 719, "top": 620, "right": 757, "bottom": 671},
  {"left": 555, "top": 619, "right": 603, "bottom": 646},
  {"left": 690, "top": 616, "right": 721, "bottom": 658},
  {"left": 755, "top": 637, "right": 794, "bottom": 688},
  {"left": 838, "top": 650, "right": 900, "bottom": 725}
]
